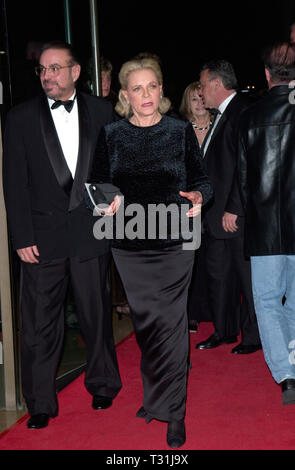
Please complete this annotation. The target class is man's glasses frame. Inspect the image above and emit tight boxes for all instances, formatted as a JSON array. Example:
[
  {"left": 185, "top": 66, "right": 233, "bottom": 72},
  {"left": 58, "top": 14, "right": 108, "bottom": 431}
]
[{"left": 35, "top": 64, "right": 74, "bottom": 77}]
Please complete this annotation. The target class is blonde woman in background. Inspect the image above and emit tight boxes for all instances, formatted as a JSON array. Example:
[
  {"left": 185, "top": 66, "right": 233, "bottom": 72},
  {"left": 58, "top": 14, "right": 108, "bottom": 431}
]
[
  {"left": 180, "top": 82, "right": 215, "bottom": 333},
  {"left": 180, "top": 81, "right": 214, "bottom": 152}
]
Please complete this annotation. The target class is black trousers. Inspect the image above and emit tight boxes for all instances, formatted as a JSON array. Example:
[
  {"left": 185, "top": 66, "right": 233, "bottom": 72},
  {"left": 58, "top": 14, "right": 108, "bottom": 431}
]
[
  {"left": 188, "top": 236, "right": 211, "bottom": 323},
  {"left": 205, "top": 234, "right": 261, "bottom": 344},
  {"left": 112, "top": 245, "right": 195, "bottom": 422},
  {"left": 20, "top": 254, "right": 122, "bottom": 417}
]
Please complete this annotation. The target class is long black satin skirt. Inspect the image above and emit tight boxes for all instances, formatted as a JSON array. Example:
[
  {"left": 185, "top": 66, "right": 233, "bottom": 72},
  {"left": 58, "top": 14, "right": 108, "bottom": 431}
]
[{"left": 112, "top": 244, "right": 195, "bottom": 422}]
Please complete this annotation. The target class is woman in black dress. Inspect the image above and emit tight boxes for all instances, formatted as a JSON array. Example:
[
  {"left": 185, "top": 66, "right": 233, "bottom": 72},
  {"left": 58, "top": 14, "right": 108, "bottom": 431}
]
[
  {"left": 88, "top": 58, "right": 212, "bottom": 448},
  {"left": 180, "top": 82, "right": 215, "bottom": 333}
]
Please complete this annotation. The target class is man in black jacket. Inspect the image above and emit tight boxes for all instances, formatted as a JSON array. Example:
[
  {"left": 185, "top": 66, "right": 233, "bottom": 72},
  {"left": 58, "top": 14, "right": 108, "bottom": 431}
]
[
  {"left": 3, "top": 41, "right": 122, "bottom": 429},
  {"left": 195, "top": 60, "right": 261, "bottom": 353},
  {"left": 238, "top": 42, "right": 295, "bottom": 404}
]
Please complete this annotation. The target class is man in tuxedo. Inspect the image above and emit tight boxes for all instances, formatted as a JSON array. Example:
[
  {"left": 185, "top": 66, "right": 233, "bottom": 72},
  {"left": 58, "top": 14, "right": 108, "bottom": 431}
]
[
  {"left": 195, "top": 59, "right": 261, "bottom": 354},
  {"left": 3, "top": 41, "right": 122, "bottom": 429}
]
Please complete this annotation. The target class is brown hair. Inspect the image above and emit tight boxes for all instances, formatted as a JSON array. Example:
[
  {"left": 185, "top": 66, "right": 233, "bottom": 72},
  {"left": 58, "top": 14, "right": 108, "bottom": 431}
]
[
  {"left": 40, "top": 40, "right": 80, "bottom": 65},
  {"left": 263, "top": 41, "right": 295, "bottom": 83}
]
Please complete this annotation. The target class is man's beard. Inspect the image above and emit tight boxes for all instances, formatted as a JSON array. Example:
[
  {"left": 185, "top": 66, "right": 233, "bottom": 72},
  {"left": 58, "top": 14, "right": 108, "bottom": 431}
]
[{"left": 42, "top": 80, "right": 67, "bottom": 100}]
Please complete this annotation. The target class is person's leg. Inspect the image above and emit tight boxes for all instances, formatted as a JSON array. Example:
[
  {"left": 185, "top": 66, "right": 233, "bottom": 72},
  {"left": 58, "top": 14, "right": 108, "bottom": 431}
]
[
  {"left": 112, "top": 246, "right": 194, "bottom": 422},
  {"left": 20, "top": 258, "right": 68, "bottom": 418},
  {"left": 113, "top": 246, "right": 194, "bottom": 448},
  {"left": 70, "top": 255, "right": 122, "bottom": 401},
  {"left": 281, "top": 255, "right": 295, "bottom": 365},
  {"left": 187, "top": 237, "right": 210, "bottom": 331},
  {"left": 196, "top": 237, "right": 239, "bottom": 349},
  {"left": 250, "top": 255, "right": 295, "bottom": 383},
  {"left": 230, "top": 236, "right": 261, "bottom": 347}
]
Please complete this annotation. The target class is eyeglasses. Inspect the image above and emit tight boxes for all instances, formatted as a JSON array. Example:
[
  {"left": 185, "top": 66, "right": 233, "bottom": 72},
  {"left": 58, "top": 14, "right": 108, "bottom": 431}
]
[{"left": 35, "top": 64, "right": 74, "bottom": 77}]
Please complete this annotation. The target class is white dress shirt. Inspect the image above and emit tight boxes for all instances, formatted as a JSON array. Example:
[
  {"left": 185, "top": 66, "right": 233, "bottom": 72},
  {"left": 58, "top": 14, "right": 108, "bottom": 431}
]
[
  {"left": 48, "top": 91, "right": 79, "bottom": 178},
  {"left": 203, "top": 91, "right": 237, "bottom": 156}
]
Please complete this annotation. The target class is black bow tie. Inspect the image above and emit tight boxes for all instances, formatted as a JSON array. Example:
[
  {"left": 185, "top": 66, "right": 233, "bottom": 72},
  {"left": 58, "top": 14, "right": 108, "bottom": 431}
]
[{"left": 51, "top": 98, "right": 75, "bottom": 113}]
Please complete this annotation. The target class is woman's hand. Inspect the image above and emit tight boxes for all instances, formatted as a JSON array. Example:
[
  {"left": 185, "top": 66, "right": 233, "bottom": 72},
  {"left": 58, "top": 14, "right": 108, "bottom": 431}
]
[
  {"left": 179, "top": 190, "right": 203, "bottom": 217},
  {"left": 99, "top": 195, "right": 122, "bottom": 216}
]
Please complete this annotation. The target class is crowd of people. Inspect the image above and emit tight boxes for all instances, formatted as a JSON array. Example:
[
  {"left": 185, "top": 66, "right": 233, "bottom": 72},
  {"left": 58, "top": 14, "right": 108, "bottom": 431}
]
[{"left": 2, "top": 23, "right": 295, "bottom": 449}]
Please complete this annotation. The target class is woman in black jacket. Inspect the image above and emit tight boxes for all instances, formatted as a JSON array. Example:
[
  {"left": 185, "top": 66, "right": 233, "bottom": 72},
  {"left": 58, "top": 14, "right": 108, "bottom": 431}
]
[{"left": 88, "top": 57, "right": 212, "bottom": 448}]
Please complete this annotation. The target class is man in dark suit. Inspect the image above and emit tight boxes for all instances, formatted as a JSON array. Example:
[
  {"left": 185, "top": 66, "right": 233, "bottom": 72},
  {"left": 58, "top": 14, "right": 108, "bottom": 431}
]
[
  {"left": 195, "top": 59, "right": 261, "bottom": 353},
  {"left": 3, "top": 41, "right": 122, "bottom": 429}
]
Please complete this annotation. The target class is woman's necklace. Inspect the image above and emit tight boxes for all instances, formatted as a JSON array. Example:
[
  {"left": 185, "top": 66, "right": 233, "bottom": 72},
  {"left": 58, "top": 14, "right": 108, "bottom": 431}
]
[{"left": 191, "top": 119, "right": 212, "bottom": 131}]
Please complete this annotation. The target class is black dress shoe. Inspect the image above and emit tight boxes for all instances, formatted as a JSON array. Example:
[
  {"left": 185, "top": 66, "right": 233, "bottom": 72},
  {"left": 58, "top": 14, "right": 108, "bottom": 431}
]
[
  {"left": 281, "top": 379, "right": 295, "bottom": 405},
  {"left": 136, "top": 406, "right": 153, "bottom": 423},
  {"left": 136, "top": 406, "right": 147, "bottom": 418},
  {"left": 167, "top": 420, "right": 186, "bottom": 448},
  {"left": 27, "top": 414, "right": 49, "bottom": 429},
  {"left": 189, "top": 320, "right": 198, "bottom": 333},
  {"left": 231, "top": 343, "right": 262, "bottom": 354},
  {"left": 92, "top": 395, "right": 113, "bottom": 410},
  {"left": 196, "top": 332, "right": 237, "bottom": 350}
]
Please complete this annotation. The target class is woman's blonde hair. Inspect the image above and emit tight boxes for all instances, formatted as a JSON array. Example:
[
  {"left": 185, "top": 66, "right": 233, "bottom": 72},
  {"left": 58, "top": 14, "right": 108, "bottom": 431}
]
[
  {"left": 179, "top": 81, "right": 202, "bottom": 122},
  {"left": 115, "top": 58, "right": 171, "bottom": 118}
]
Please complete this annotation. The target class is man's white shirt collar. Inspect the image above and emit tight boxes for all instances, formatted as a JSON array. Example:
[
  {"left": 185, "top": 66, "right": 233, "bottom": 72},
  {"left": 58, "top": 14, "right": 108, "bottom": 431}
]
[{"left": 218, "top": 91, "right": 237, "bottom": 114}]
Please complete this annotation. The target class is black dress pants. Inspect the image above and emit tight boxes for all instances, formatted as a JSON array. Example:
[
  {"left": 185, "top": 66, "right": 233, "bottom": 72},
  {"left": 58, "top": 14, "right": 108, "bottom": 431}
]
[
  {"left": 20, "top": 254, "right": 122, "bottom": 417},
  {"left": 188, "top": 236, "right": 211, "bottom": 323},
  {"left": 205, "top": 234, "right": 260, "bottom": 344}
]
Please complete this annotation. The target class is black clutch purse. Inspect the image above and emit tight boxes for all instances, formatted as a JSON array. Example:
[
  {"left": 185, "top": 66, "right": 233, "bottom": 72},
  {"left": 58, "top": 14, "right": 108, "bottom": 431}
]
[{"left": 84, "top": 183, "right": 122, "bottom": 213}]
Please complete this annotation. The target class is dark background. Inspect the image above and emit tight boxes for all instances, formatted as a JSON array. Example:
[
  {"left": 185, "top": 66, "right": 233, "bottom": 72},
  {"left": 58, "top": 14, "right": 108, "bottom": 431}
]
[
  {"left": 0, "top": 0, "right": 294, "bottom": 405},
  {"left": 2, "top": 0, "right": 295, "bottom": 109}
]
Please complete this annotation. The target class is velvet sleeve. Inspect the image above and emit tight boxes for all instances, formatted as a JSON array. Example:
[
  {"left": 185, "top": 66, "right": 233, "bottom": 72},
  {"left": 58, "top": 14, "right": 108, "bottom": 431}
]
[
  {"left": 89, "top": 127, "right": 111, "bottom": 183},
  {"left": 184, "top": 124, "right": 213, "bottom": 205}
]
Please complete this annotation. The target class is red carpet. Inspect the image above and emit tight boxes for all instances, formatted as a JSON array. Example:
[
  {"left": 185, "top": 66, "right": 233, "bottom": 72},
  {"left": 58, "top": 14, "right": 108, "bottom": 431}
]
[{"left": 1, "top": 322, "right": 295, "bottom": 450}]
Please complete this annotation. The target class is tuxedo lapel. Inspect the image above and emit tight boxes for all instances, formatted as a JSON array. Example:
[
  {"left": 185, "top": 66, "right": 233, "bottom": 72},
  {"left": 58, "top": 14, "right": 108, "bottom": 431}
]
[
  {"left": 39, "top": 93, "right": 73, "bottom": 196},
  {"left": 204, "top": 112, "right": 228, "bottom": 157},
  {"left": 204, "top": 94, "right": 242, "bottom": 158},
  {"left": 69, "top": 92, "right": 91, "bottom": 211}
]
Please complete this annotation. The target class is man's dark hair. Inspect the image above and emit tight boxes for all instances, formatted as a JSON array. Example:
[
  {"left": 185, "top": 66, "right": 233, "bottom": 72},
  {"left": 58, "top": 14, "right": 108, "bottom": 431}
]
[
  {"left": 262, "top": 41, "right": 295, "bottom": 83},
  {"left": 40, "top": 40, "right": 80, "bottom": 65},
  {"left": 201, "top": 59, "right": 238, "bottom": 90}
]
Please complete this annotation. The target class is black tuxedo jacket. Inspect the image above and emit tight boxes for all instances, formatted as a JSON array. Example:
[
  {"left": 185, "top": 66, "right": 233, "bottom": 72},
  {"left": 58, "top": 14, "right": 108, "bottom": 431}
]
[
  {"left": 3, "top": 91, "right": 113, "bottom": 260},
  {"left": 203, "top": 93, "right": 249, "bottom": 239}
]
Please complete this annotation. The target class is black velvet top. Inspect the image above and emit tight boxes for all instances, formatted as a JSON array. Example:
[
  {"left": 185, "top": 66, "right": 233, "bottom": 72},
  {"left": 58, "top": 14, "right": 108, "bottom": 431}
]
[{"left": 89, "top": 115, "right": 213, "bottom": 250}]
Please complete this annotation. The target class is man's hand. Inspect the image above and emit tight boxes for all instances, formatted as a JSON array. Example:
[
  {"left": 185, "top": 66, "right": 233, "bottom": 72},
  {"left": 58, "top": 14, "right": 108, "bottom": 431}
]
[
  {"left": 179, "top": 190, "right": 203, "bottom": 217},
  {"left": 17, "top": 245, "right": 40, "bottom": 263},
  {"left": 222, "top": 212, "right": 238, "bottom": 232}
]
